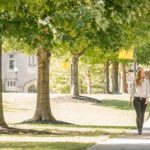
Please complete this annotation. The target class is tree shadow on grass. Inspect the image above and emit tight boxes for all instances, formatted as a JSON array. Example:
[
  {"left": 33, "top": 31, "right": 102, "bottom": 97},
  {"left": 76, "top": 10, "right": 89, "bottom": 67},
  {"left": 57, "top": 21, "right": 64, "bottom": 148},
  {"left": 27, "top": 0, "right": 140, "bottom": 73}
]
[
  {"left": 0, "top": 125, "right": 132, "bottom": 136},
  {"left": 51, "top": 95, "right": 101, "bottom": 103},
  {"left": 15, "top": 122, "right": 136, "bottom": 130},
  {"left": 72, "top": 95, "right": 101, "bottom": 103},
  {"left": 22, "top": 119, "right": 75, "bottom": 125},
  {"left": 0, "top": 127, "right": 56, "bottom": 135},
  {"left": 0, "top": 125, "right": 135, "bottom": 137},
  {"left": 0, "top": 121, "right": 74, "bottom": 135}
]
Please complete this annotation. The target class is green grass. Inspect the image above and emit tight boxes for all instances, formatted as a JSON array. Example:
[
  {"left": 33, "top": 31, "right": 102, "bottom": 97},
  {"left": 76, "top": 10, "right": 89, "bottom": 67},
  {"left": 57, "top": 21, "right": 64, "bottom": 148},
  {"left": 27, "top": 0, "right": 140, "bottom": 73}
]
[
  {"left": 9, "top": 123, "right": 135, "bottom": 138},
  {"left": 0, "top": 142, "right": 94, "bottom": 150},
  {"left": 146, "top": 103, "right": 150, "bottom": 112},
  {"left": 0, "top": 130, "right": 127, "bottom": 137},
  {"left": 0, "top": 124, "right": 133, "bottom": 150},
  {"left": 15, "top": 123, "right": 135, "bottom": 129},
  {"left": 2, "top": 98, "right": 138, "bottom": 147},
  {"left": 100, "top": 99, "right": 150, "bottom": 113},
  {"left": 99, "top": 99, "right": 132, "bottom": 110}
]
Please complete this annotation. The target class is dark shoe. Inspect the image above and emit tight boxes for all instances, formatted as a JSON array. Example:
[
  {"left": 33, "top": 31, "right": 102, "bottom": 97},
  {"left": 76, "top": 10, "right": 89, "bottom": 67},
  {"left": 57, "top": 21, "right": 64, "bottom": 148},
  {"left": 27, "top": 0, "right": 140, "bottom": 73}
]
[
  {"left": 138, "top": 130, "right": 142, "bottom": 135},
  {"left": 138, "top": 128, "right": 142, "bottom": 135}
]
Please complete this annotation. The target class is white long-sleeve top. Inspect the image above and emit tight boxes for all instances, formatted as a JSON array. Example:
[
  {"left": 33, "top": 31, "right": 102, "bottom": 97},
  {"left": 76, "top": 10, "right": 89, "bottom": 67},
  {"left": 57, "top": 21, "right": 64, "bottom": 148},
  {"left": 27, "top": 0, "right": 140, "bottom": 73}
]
[{"left": 130, "top": 79, "right": 150, "bottom": 99}]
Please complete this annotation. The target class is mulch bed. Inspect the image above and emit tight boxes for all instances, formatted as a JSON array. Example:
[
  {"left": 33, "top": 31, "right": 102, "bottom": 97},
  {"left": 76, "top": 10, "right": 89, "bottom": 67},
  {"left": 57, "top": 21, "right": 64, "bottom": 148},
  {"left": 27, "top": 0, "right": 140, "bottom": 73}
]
[{"left": 51, "top": 95, "right": 101, "bottom": 103}]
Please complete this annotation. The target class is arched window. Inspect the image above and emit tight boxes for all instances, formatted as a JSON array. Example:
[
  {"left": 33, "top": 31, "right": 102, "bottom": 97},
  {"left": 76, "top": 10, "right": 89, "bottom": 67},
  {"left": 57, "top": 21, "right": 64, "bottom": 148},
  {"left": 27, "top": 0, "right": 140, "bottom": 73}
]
[{"left": 28, "top": 85, "right": 37, "bottom": 93}]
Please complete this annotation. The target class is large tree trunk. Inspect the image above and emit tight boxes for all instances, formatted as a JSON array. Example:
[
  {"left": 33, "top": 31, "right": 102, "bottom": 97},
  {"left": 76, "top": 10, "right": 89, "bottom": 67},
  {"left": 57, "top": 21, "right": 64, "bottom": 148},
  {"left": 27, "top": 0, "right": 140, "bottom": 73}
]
[
  {"left": 112, "top": 62, "right": 119, "bottom": 94},
  {"left": 120, "top": 63, "right": 127, "bottom": 93},
  {"left": 104, "top": 61, "right": 110, "bottom": 93},
  {"left": 71, "top": 54, "right": 79, "bottom": 98},
  {"left": 32, "top": 48, "right": 55, "bottom": 122},
  {"left": 86, "top": 70, "right": 91, "bottom": 94},
  {"left": 80, "top": 79, "right": 83, "bottom": 94},
  {"left": 0, "top": 42, "right": 7, "bottom": 127}
]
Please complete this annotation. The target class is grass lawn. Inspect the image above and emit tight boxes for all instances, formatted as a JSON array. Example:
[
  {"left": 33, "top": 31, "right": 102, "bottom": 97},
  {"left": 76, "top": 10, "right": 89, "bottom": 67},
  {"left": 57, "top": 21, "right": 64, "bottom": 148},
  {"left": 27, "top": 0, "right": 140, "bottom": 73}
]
[
  {"left": 1, "top": 94, "right": 141, "bottom": 150},
  {"left": 0, "top": 142, "right": 94, "bottom": 150},
  {"left": 100, "top": 99, "right": 150, "bottom": 112},
  {"left": 10, "top": 123, "right": 134, "bottom": 137},
  {"left": 100, "top": 99, "right": 132, "bottom": 110},
  {"left": 0, "top": 124, "right": 133, "bottom": 150}
]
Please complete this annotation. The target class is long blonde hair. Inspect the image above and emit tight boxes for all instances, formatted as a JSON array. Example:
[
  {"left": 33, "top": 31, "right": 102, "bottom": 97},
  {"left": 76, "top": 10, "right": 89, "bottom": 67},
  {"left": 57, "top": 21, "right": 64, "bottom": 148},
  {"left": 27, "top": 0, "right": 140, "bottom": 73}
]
[{"left": 135, "top": 68, "right": 145, "bottom": 86}]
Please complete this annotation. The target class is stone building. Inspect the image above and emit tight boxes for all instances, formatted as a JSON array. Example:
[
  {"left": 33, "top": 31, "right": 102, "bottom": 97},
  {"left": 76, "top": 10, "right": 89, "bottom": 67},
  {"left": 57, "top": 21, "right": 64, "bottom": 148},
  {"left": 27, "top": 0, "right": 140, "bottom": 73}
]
[{"left": 2, "top": 51, "right": 37, "bottom": 93}]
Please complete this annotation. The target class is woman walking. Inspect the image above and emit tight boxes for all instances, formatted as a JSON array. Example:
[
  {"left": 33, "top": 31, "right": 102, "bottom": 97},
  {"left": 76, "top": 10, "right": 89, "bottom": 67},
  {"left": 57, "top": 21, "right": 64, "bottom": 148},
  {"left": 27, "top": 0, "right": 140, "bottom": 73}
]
[{"left": 130, "top": 68, "right": 149, "bottom": 135}]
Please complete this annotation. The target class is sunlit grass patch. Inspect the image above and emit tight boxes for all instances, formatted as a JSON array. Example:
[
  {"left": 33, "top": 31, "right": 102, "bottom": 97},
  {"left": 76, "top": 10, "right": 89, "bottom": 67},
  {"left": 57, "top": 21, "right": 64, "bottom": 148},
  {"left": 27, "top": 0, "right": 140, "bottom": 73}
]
[
  {"left": 0, "top": 142, "right": 94, "bottom": 150},
  {"left": 100, "top": 99, "right": 132, "bottom": 110}
]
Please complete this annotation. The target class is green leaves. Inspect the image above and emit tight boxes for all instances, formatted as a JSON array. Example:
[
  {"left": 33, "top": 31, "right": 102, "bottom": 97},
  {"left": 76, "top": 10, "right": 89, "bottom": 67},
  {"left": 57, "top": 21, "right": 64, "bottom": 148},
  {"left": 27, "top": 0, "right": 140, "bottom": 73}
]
[
  {"left": 137, "top": 44, "right": 150, "bottom": 65},
  {"left": 0, "top": 0, "right": 150, "bottom": 66},
  {"left": 54, "top": 0, "right": 108, "bottom": 55}
]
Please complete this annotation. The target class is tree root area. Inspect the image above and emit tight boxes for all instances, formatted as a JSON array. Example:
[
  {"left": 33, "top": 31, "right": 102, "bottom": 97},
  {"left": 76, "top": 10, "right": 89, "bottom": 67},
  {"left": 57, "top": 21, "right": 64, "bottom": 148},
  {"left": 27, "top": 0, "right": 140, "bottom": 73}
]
[
  {"left": 0, "top": 126, "right": 54, "bottom": 135},
  {"left": 22, "top": 119, "right": 74, "bottom": 125}
]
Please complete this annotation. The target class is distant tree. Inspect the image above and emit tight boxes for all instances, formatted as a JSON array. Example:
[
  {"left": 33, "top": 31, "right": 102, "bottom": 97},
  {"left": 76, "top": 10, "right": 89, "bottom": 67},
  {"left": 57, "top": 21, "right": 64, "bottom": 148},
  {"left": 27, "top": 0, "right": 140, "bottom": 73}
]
[
  {"left": 0, "top": 0, "right": 17, "bottom": 127},
  {"left": 56, "top": 0, "right": 108, "bottom": 98}
]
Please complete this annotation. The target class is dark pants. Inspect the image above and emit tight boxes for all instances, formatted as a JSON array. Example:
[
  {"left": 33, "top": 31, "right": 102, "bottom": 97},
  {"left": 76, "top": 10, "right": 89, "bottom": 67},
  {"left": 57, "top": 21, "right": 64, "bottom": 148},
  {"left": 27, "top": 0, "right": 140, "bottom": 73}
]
[{"left": 133, "top": 97, "right": 147, "bottom": 132}]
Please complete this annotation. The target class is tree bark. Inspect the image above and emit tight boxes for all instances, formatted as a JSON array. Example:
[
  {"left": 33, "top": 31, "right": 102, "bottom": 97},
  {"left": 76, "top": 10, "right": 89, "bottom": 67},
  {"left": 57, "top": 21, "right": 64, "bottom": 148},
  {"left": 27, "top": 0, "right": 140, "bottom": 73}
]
[
  {"left": 71, "top": 54, "right": 79, "bottom": 97},
  {"left": 104, "top": 61, "right": 110, "bottom": 93},
  {"left": 32, "top": 48, "right": 55, "bottom": 122},
  {"left": 0, "top": 42, "right": 7, "bottom": 127},
  {"left": 120, "top": 63, "right": 127, "bottom": 93},
  {"left": 112, "top": 62, "right": 119, "bottom": 94},
  {"left": 80, "top": 79, "right": 83, "bottom": 94},
  {"left": 86, "top": 70, "right": 91, "bottom": 94}
]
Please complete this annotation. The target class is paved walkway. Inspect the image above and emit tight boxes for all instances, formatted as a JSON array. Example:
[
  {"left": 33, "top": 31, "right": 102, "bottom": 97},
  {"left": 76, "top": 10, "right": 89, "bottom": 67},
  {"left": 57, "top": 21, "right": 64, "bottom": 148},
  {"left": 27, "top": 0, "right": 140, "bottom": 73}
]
[{"left": 87, "top": 118, "right": 150, "bottom": 150}]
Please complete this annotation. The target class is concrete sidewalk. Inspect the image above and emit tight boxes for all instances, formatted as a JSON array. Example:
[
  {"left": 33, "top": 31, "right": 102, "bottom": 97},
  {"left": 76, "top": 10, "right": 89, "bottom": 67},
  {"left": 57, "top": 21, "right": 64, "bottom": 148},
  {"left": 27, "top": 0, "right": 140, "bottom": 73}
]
[{"left": 87, "top": 118, "right": 150, "bottom": 150}]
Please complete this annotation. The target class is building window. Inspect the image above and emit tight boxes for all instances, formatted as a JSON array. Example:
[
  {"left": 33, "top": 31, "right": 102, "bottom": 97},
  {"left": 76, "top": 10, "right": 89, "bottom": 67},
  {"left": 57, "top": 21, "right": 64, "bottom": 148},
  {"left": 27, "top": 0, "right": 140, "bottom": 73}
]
[
  {"left": 13, "top": 81, "right": 16, "bottom": 86},
  {"left": 9, "top": 54, "right": 14, "bottom": 58},
  {"left": 28, "top": 56, "right": 37, "bottom": 67},
  {"left": 7, "top": 81, "right": 16, "bottom": 87},
  {"left": 9, "top": 54, "right": 15, "bottom": 70},
  {"left": 28, "top": 85, "right": 37, "bottom": 93}
]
